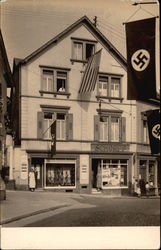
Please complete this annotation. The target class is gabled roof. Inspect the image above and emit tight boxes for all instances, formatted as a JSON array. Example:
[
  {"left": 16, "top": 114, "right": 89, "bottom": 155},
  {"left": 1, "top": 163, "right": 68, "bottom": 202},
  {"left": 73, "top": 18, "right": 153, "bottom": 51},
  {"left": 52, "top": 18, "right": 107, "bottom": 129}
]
[
  {"left": 16, "top": 15, "right": 127, "bottom": 69},
  {"left": 0, "top": 29, "right": 13, "bottom": 87}
]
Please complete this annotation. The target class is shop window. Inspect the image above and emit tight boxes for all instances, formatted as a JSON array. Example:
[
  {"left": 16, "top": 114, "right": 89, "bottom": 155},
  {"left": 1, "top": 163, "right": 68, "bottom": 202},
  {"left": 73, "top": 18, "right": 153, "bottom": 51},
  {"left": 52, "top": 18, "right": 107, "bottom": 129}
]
[
  {"left": 46, "top": 163, "right": 75, "bottom": 187},
  {"left": 42, "top": 69, "right": 54, "bottom": 92},
  {"left": 149, "top": 161, "right": 155, "bottom": 187},
  {"left": 101, "top": 159, "right": 128, "bottom": 187}
]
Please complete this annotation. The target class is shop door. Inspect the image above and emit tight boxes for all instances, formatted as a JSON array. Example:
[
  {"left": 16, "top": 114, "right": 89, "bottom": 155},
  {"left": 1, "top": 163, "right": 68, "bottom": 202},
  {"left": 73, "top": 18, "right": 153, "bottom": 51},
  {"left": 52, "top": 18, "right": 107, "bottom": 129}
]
[
  {"left": 35, "top": 164, "right": 43, "bottom": 188},
  {"left": 92, "top": 159, "right": 99, "bottom": 188}
]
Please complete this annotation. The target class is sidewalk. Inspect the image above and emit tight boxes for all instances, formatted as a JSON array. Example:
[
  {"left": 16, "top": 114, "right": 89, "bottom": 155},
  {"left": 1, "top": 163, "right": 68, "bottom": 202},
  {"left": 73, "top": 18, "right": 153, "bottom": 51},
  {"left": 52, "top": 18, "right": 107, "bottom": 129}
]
[{"left": 0, "top": 190, "right": 83, "bottom": 225}]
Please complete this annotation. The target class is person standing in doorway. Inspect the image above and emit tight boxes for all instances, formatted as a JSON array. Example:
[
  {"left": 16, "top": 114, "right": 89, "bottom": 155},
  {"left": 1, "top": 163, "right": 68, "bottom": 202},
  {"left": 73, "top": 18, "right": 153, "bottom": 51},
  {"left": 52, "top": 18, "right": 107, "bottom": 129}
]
[
  {"left": 29, "top": 167, "right": 36, "bottom": 192},
  {"left": 145, "top": 182, "right": 150, "bottom": 198}
]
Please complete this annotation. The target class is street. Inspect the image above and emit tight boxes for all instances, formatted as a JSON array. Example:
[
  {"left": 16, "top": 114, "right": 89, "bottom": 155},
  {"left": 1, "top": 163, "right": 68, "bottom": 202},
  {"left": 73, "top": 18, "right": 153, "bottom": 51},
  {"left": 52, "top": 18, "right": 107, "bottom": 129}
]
[{"left": 1, "top": 190, "right": 160, "bottom": 227}]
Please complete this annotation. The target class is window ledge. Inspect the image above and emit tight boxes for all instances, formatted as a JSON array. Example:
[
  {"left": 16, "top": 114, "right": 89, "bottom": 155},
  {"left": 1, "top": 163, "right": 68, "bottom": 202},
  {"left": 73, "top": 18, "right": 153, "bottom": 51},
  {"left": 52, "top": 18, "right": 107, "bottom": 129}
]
[
  {"left": 96, "top": 95, "right": 124, "bottom": 102},
  {"left": 70, "top": 59, "right": 88, "bottom": 64},
  {"left": 39, "top": 90, "right": 71, "bottom": 98}
]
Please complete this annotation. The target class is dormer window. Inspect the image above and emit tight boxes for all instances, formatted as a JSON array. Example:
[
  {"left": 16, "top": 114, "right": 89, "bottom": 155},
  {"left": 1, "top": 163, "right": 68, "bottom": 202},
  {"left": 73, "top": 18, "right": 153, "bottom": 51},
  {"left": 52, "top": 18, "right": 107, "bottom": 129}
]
[{"left": 71, "top": 38, "right": 97, "bottom": 62}]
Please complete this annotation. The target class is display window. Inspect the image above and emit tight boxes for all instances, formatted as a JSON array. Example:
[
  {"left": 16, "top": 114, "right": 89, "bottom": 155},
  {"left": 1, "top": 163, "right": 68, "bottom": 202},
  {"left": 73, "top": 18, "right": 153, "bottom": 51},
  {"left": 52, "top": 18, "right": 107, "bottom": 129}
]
[
  {"left": 149, "top": 161, "right": 155, "bottom": 187},
  {"left": 46, "top": 163, "right": 75, "bottom": 187},
  {"left": 101, "top": 159, "right": 128, "bottom": 188}
]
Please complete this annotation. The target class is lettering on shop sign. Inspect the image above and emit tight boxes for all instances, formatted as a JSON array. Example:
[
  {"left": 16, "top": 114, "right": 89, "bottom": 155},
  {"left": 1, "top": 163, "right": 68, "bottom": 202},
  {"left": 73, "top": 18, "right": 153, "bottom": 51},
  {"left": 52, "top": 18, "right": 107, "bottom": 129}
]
[{"left": 91, "top": 143, "right": 129, "bottom": 153}]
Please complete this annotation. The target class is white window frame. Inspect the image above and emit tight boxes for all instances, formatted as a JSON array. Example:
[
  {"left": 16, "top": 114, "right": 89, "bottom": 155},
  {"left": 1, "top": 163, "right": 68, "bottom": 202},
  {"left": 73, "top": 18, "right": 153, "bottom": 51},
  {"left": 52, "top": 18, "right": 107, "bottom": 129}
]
[{"left": 98, "top": 74, "right": 121, "bottom": 99}]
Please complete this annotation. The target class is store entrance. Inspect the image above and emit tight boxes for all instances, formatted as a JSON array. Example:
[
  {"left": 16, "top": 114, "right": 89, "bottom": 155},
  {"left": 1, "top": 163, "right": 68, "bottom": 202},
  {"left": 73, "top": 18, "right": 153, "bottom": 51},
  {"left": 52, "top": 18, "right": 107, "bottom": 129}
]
[
  {"left": 92, "top": 159, "right": 99, "bottom": 188},
  {"left": 31, "top": 158, "right": 44, "bottom": 188}
]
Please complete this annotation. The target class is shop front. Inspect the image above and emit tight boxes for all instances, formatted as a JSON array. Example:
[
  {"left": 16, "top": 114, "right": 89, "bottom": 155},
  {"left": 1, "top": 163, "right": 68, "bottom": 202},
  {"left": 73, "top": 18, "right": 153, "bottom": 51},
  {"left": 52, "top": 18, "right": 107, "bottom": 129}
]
[{"left": 137, "top": 155, "right": 159, "bottom": 196}]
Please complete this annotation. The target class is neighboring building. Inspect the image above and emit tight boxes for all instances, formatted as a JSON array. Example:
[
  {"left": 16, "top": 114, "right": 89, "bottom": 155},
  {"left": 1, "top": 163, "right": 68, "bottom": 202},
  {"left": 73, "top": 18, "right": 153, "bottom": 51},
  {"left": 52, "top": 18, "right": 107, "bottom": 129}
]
[
  {"left": 0, "top": 30, "right": 13, "bottom": 180},
  {"left": 12, "top": 16, "right": 160, "bottom": 195}
]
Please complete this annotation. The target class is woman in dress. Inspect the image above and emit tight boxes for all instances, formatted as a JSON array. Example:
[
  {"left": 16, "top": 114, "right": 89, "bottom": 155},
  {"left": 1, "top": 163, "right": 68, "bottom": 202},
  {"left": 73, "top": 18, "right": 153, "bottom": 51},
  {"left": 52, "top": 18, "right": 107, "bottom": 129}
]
[{"left": 29, "top": 167, "right": 36, "bottom": 192}]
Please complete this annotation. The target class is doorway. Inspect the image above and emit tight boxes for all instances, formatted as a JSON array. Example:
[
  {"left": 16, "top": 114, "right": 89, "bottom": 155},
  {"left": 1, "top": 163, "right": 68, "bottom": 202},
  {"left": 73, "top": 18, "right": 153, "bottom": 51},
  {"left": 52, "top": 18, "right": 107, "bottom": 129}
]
[
  {"left": 92, "top": 159, "right": 99, "bottom": 188},
  {"left": 31, "top": 158, "right": 44, "bottom": 188}
]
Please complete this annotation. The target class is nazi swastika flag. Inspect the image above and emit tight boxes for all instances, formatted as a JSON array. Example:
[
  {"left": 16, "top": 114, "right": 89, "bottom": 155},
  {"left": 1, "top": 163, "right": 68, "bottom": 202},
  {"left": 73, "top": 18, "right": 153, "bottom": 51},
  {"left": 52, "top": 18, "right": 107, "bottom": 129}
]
[
  {"left": 146, "top": 109, "right": 160, "bottom": 155},
  {"left": 125, "top": 18, "right": 156, "bottom": 100}
]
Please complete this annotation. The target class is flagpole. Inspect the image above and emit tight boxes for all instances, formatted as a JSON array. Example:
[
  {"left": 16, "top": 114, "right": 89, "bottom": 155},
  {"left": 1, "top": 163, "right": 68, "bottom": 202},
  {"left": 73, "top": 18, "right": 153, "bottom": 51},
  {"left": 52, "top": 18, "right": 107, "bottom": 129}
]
[{"left": 42, "top": 119, "right": 56, "bottom": 136}]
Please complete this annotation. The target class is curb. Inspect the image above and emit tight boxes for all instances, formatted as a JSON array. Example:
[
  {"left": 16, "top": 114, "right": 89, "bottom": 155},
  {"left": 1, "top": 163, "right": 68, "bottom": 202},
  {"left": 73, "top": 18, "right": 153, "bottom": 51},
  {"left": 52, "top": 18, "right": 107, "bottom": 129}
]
[{"left": 0, "top": 204, "right": 69, "bottom": 225}]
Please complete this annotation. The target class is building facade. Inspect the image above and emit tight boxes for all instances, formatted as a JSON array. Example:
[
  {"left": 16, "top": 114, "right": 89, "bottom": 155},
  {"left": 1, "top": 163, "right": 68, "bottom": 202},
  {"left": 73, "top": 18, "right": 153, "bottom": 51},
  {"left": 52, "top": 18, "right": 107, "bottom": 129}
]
[
  {"left": 12, "top": 16, "right": 160, "bottom": 195},
  {"left": 0, "top": 30, "right": 13, "bottom": 179}
]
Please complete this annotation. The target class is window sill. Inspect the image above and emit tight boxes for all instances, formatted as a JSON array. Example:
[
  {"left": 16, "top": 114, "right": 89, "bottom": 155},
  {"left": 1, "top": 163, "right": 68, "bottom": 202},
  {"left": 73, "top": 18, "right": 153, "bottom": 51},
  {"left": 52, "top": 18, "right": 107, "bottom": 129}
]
[
  {"left": 102, "top": 186, "right": 128, "bottom": 189},
  {"left": 70, "top": 59, "right": 88, "bottom": 64},
  {"left": 96, "top": 95, "right": 124, "bottom": 102},
  {"left": 39, "top": 90, "right": 71, "bottom": 98}
]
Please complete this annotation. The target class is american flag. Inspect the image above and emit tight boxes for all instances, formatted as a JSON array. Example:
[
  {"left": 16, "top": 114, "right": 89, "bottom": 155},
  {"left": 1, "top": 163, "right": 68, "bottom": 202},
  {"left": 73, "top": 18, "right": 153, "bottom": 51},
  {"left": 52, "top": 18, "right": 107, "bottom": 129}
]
[{"left": 79, "top": 49, "right": 102, "bottom": 93}]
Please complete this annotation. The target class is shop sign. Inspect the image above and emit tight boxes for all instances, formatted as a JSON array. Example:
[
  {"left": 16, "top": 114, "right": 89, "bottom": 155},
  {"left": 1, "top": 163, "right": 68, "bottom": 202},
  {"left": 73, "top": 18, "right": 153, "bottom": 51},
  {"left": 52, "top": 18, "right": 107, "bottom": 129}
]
[
  {"left": 21, "top": 155, "right": 28, "bottom": 180},
  {"left": 80, "top": 155, "right": 89, "bottom": 185},
  {"left": 91, "top": 143, "right": 130, "bottom": 153}
]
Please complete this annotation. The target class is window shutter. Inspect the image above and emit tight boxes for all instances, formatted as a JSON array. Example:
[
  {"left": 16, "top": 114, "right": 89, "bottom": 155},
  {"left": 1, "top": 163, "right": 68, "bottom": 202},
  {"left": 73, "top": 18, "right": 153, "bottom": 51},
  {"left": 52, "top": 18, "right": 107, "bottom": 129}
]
[
  {"left": 37, "top": 112, "right": 44, "bottom": 139},
  {"left": 66, "top": 113, "right": 73, "bottom": 140},
  {"left": 121, "top": 117, "right": 126, "bottom": 142},
  {"left": 94, "top": 115, "right": 100, "bottom": 141}
]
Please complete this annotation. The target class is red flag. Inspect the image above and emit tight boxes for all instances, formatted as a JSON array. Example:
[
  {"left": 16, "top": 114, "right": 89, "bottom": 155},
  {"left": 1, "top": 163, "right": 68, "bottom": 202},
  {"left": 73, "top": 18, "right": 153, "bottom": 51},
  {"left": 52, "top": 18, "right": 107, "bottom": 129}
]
[
  {"left": 79, "top": 49, "right": 102, "bottom": 93},
  {"left": 51, "top": 120, "right": 56, "bottom": 157}
]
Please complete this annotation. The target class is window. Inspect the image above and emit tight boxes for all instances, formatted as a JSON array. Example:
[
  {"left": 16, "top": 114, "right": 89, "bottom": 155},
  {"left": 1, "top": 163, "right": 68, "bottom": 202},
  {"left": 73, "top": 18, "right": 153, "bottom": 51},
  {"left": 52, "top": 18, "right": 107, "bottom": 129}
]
[
  {"left": 99, "top": 115, "right": 120, "bottom": 142},
  {"left": 143, "top": 120, "right": 149, "bottom": 144},
  {"left": 56, "top": 113, "right": 66, "bottom": 140},
  {"left": 43, "top": 113, "right": 53, "bottom": 139},
  {"left": 100, "top": 116, "right": 109, "bottom": 141},
  {"left": 46, "top": 163, "right": 75, "bottom": 187},
  {"left": 111, "top": 77, "right": 120, "bottom": 98},
  {"left": 43, "top": 113, "right": 66, "bottom": 140},
  {"left": 42, "top": 69, "right": 54, "bottom": 92},
  {"left": 73, "top": 42, "right": 83, "bottom": 60},
  {"left": 98, "top": 74, "right": 121, "bottom": 99},
  {"left": 41, "top": 67, "right": 69, "bottom": 93},
  {"left": 149, "top": 161, "right": 155, "bottom": 187},
  {"left": 57, "top": 71, "right": 67, "bottom": 92},
  {"left": 98, "top": 76, "right": 108, "bottom": 96},
  {"left": 72, "top": 39, "right": 96, "bottom": 61},
  {"left": 111, "top": 117, "right": 120, "bottom": 142},
  {"left": 101, "top": 159, "right": 128, "bottom": 187}
]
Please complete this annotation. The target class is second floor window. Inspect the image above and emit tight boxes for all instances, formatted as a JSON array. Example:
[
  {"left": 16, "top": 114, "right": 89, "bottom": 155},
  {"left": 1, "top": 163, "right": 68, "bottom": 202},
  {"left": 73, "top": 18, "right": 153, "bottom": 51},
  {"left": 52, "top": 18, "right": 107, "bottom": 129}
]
[
  {"left": 100, "top": 116, "right": 109, "bottom": 141},
  {"left": 98, "top": 74, "right": 121, "bottom": 99},
  {"left": 42, "top": 69, "right": 54, "bottom": 92},
  {"left": 41, "top": 68, "right": 69, "bottom": 93}
]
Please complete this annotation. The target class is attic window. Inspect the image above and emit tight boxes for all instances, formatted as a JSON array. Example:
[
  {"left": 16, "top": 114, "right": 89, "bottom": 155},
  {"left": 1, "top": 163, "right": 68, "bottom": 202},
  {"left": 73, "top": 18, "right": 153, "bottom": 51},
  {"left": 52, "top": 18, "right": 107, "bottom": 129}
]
[{"left": 71, "top": 38, "right": 96, "bottom": 62}]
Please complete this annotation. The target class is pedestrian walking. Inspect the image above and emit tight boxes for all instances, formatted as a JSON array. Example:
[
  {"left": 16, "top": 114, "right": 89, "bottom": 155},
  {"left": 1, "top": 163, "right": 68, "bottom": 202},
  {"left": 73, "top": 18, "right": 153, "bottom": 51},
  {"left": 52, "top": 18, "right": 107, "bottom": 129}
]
[
  {"left": 29, "top": 167, "right": 36, "bottom": 192},
  {"left": 145, "top": 182, "right": 150, "bottom": 198}
]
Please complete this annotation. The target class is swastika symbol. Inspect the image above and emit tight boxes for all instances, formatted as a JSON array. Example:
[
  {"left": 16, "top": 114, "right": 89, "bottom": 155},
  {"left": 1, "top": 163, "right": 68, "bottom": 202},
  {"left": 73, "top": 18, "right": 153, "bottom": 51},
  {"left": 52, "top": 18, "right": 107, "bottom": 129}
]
[
  {"left": 152, "top": 124, "right": 160, "bottom": 140},
  {"left": 131, "top": 49, "right": 150, "bottom": 71}
]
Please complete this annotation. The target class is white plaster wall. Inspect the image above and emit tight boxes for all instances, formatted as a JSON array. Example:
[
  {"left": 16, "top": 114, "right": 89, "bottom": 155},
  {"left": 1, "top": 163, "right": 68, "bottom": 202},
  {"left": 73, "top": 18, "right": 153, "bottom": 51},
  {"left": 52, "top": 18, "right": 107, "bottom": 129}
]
[{"left": 20, "top": 22, "right": 137, "bottom": 150}]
